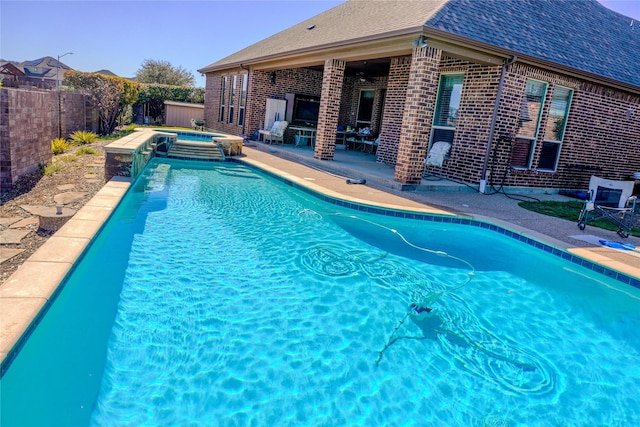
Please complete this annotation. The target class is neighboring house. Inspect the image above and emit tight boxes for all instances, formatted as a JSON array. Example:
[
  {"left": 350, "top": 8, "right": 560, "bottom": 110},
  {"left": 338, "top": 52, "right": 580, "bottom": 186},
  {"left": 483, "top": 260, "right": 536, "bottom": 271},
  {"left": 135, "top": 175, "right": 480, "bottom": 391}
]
[
  {"left": 198, "top": 0, "right": 640, "bottom": 192},
  {"left": 0, "top": 62, "right": 26, "bottom": 80},
  {"left": 19, "top": 56, "right": 73, "bottom": 88}
]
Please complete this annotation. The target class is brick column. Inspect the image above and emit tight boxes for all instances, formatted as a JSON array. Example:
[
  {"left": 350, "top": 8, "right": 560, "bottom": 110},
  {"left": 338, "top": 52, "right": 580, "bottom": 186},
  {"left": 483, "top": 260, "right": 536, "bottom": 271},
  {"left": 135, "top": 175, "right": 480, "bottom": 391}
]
[
  {"left": 394, "top": 46, "right": 441, "bottom": 184},
  {"left": 377, "top": 56, "right": 411, "bottom": 165},
  {"left": 314, "top": 59, "right": 345, "bottom": 161}
]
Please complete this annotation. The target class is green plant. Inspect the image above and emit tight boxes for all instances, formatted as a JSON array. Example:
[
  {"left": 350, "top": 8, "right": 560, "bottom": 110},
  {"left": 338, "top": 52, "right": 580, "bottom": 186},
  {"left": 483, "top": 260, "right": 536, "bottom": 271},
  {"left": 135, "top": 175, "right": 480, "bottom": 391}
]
[
  {"left": 66, "top": 71, "right": 140, "bottom": 135},
  {"left": 57, "top": 154, "right": 77, "bottom": 162},
  {"left": 51, "top": 138, "right": 70, "bottom": 154},
  {"left": 40, "top": 162, "right": 63, "bottom": 176},
  {"left": 70, "top": 130, "right": 98, "bottom": 145},
  {"left": 75, "top": 147, "right": 98, "bottom": 155}
]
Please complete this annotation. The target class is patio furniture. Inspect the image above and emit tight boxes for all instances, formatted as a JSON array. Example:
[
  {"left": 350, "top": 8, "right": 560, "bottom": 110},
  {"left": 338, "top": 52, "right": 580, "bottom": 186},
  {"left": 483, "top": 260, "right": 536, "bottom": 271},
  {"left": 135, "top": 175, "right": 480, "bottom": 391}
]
[
  {"left": 577, "top": 175, "right": 637, "bottom": 238},
  {"left": 259, "top": 120, "right": 289, "bottom": 144},
  {"left": 424, "top": 141, "right": 451, "bottom": 167},
  {"left": 290, "top": 126, "right": 317, "bottom": 148}
]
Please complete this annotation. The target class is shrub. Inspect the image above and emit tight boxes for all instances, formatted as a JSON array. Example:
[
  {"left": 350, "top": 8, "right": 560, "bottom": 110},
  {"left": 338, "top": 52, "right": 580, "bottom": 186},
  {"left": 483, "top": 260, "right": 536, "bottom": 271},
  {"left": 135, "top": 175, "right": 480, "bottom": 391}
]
[
  {"left": 57, "top": 154, "right": 77, "bottom": 163},
  {"left": 70, "top": 130, "right": 98, "bottom": 145},
  {"left": 51, "top": 138, "right": 70, "bottom": 154},
  {"left": 40, "top": 162, "right": 63, "bottom": 176},
  {"left": 75, "top": 147, "right": 98, "bottom": 155}
]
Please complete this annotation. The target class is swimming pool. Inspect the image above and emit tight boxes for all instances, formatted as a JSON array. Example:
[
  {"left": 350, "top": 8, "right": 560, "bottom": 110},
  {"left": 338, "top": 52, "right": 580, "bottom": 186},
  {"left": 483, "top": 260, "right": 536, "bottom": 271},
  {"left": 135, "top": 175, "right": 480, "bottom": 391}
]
[
  {"left": 2, "top": 158, "right": 639, "bottom": 426},
  {"left": 158, "top": 129, "right": 225, "bottom": 142}
]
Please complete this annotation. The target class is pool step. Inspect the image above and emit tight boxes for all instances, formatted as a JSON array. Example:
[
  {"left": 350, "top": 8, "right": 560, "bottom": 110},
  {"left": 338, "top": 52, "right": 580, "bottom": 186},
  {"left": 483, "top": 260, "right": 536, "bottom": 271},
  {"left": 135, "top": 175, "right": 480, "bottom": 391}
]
[{"left": 166, "top": 141, "right": 226, "bottom": 161}]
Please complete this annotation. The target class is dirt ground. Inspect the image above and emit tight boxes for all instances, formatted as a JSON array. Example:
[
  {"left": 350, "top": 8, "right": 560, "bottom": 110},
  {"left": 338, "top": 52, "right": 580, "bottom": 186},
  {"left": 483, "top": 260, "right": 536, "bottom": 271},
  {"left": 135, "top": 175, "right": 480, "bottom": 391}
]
[{"left": 0, "top": 140, "right": 108, "bottom": 284}]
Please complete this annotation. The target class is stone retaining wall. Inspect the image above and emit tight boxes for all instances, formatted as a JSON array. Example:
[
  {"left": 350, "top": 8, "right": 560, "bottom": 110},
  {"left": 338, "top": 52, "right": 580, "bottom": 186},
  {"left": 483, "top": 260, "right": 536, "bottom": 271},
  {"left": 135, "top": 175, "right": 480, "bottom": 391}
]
[{"left": 0, "top": 87, "right": 98, "bottom": 191}]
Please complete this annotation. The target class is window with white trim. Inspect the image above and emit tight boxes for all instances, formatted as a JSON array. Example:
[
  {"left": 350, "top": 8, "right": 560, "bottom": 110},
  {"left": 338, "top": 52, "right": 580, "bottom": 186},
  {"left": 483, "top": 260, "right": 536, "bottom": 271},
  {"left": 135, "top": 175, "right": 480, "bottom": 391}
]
[
  {"left": 219, "top": 76, "right": 227, "bottom": 122},
  {"left": 538, "top": 86, "right": 573, "bottom": 171},
  {"left": 510, "top": 79, "right": 547, "bottom": 169},
  {"left": 430, "top": 74, "right": 463, "bottom": 148},
  {"left": 228, "top": 75, "right": 237, "bottom": 124},
  {"left": 238, "top": 74, "right": 248, "bottom": 127}
]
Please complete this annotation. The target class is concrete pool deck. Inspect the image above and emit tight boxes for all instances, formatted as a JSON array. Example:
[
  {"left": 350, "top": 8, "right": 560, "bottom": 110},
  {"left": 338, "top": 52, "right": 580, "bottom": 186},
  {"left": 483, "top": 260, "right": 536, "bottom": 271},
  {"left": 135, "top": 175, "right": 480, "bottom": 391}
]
[{"left": 1, "top": 147, "right": 639, "bottom": 368}]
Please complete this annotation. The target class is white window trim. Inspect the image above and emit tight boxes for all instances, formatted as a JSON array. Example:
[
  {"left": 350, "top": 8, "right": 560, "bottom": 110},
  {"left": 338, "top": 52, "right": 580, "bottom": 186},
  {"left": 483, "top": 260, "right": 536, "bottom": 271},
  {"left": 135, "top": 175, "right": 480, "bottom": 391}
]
[
  {"left": 429, "top": 72, "right": 464, "bottom": 150},
  {"left": 513, "top": 78, "right": 548, "bottom": 170},
  {"left": 537, "top": 85, "right": 573, "bottom": 172}
]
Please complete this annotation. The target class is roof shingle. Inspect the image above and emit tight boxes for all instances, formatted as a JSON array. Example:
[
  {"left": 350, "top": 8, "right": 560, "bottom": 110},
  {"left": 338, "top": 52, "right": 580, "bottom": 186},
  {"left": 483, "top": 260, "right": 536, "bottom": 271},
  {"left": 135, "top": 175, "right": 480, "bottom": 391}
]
[{"left": 200, "top": 0, "right": 639, "bottom": 89}]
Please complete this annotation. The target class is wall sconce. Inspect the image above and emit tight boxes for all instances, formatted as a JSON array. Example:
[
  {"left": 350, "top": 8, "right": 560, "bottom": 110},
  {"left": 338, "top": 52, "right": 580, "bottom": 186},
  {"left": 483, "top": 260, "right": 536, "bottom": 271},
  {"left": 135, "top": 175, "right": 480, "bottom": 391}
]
[
  {"left": 270, "top": 71, "right": 276, "bottom": 85},
  {"left": 627, "top": 107, "right": 634, "bottom": 119},
  {"left": 412, "top": 35, "right": 428, "bottom": 48}
]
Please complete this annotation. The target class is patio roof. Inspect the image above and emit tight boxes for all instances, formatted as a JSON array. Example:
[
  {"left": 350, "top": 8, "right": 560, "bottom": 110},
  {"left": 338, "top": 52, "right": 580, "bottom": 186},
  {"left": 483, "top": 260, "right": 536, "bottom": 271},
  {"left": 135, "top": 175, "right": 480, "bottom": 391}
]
[{"left": 199, "top": 0, "right": 640, "bottom": 92}]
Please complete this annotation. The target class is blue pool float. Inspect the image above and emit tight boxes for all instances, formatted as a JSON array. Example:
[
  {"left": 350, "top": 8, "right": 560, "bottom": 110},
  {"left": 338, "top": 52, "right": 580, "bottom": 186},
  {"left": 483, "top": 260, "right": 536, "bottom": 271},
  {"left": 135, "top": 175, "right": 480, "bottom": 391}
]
[{"left": 599, "top": 240, "right": 636, "bottom": 251}]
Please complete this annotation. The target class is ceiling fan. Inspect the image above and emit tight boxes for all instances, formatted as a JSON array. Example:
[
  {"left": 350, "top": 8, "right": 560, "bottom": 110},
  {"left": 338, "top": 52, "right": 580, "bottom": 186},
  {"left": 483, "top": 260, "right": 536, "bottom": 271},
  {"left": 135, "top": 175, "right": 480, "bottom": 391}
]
[{"left": 355, "top": 71, "right": 375, "bottom": 83}]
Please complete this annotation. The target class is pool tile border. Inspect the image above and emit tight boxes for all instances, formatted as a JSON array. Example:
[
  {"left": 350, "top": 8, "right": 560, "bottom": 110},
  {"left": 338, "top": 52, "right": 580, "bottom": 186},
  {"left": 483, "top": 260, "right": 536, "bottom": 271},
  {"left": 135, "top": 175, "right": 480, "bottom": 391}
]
[{"left": 241, "top": 158, "right": 640, "bottom": 290}]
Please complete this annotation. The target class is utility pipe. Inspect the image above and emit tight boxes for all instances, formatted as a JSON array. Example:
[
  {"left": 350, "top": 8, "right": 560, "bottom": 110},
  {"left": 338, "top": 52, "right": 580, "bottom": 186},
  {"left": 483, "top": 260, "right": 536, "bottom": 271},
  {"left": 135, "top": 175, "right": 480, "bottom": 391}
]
[{"left": 480, "top": 55, "right": 516, "bottom": 193}]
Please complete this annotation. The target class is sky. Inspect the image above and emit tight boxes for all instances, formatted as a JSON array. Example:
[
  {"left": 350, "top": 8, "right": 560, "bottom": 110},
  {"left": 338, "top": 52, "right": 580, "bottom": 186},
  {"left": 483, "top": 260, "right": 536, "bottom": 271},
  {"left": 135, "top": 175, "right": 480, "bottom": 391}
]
[{"left": 2, "top": 0, "right": 639, "bottom": 88}]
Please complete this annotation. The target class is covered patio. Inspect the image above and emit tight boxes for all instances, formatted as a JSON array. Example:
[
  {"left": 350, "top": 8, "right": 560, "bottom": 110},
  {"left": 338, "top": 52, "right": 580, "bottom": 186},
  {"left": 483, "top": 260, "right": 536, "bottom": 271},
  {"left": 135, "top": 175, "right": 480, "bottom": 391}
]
[{"left": 245, "top": 138, "right": 477, "bottom": 193}]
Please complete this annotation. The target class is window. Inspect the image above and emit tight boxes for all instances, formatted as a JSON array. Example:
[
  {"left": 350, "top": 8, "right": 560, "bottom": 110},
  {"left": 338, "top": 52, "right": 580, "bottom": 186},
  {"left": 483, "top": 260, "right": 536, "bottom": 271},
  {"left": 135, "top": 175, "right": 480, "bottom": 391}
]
[
  {"left": 430, "top": 74, "right": 463, "bottom": 147},
  {"left": 511, "top": 79, "right": 547, "bottom": 169},
  {"left": 238, "top": 74, "right": 248, "bottom": 127},
  {"left": 355, "top": 89, "right": 375, "bottom": 129},
  {"left": 228, "top": 75, "right": 237, "bottom": 124},
  {"left": 219, "top": 76, "right": 227, "bottom": 122},
  {"left": 538, "top": 86, "right": 573, "bottom": 171}
]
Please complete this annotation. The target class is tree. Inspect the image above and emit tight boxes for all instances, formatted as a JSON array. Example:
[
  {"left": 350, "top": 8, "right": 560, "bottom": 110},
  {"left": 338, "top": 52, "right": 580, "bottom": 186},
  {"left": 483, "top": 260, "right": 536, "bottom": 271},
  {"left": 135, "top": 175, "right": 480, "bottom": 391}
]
[
  {"left": 66, "top": 71, "right": 139, "bottom": 135},
  {"left": 135, "top": 59, "right": 195, "bottom": 86}
]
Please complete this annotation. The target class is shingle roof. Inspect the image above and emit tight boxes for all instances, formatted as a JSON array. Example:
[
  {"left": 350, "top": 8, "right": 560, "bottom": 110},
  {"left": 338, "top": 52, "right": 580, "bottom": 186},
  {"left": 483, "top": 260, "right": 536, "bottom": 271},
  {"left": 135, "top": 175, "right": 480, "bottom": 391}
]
[
  {"left": 200, "top": 0, "right": 639, "bottom": 89},
  {"left": 199, "top": 0, "right": 448, "bottom": 69},
  {"left": 427, "top": 0, "right": 640, "bottom": 88}
]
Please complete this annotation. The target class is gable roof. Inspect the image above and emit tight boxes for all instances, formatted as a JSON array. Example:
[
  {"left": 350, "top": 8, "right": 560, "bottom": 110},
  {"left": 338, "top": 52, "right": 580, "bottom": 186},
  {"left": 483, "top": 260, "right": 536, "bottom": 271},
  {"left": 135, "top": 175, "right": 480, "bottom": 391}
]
[
  {"left": 427, "top": 0, "right": 639, "bottom": 89},
  {"left": 19, "top": 56, "right": 73, "bottom": 79},
  {"left": 0, "top": 62, "right": 25, "bottom": 77},
  {"left": 199, "top": 0, "right": 639, "bottom": 90}
]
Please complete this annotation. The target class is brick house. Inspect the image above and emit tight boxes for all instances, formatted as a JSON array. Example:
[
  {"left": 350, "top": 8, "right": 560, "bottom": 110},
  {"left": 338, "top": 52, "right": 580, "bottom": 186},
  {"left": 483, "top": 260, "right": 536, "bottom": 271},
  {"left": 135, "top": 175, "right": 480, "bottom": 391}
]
[{"left": 198, "top": 0, "right": 639, "bottom": 192}]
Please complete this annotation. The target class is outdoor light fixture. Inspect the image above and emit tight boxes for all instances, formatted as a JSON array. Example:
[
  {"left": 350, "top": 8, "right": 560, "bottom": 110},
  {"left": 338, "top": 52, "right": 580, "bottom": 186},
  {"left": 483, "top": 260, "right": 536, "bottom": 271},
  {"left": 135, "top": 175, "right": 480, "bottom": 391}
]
[
  {"left": 270, "top": 71, "right": 276, "bottom": 85},
  {"left": 56, "top": 51, "right": 73, "bottom": 90},
  {"left": 56, "top": 51, "right": 73, "bottom": 139},
  {"left": 412, "top": 35, "right": 428, "bottom": 48}
]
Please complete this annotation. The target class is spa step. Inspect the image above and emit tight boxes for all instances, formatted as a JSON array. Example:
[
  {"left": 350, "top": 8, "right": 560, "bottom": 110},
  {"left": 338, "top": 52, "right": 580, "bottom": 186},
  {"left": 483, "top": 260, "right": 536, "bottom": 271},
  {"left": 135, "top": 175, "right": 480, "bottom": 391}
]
[{"left": 166, "top": 141, "right": 225, "bottom": 161}]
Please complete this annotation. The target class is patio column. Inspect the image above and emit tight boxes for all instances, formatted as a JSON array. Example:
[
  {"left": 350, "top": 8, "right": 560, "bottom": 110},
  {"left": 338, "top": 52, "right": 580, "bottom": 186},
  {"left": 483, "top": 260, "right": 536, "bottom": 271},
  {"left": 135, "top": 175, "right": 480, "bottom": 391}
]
[
  {"left": 314, "top": 59, "right": 345, "bottom": 161},
  {"left": 394, "top": 46, "right": 441, "bottom": 184},
  {"left": 377, "top": 56, "right": 412, "bottom": 165}
]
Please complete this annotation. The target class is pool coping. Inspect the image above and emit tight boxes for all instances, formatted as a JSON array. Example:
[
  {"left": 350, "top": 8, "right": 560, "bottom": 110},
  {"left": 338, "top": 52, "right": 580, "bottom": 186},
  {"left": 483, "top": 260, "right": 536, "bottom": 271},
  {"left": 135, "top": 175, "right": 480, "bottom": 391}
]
[{"left": 1, "top": 152, "right": 639, "bottom": 373}]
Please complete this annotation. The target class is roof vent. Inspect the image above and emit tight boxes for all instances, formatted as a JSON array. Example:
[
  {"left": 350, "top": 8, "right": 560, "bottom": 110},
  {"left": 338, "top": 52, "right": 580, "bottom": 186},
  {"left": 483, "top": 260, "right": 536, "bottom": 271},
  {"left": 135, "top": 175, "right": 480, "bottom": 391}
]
[{"left": 307, "top": 24, "right": 316, "bottom": 30}]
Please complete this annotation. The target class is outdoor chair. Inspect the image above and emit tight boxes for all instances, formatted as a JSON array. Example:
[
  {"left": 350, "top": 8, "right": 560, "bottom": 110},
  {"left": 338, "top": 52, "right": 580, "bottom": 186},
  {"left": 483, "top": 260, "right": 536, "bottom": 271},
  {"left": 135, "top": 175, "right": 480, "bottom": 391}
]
[
  {"left": 424, "top": 141, "right": 451, "bottom": 167},
  {"left": 577, "top": 175, "right": 637, "bottom": 238},
  {"left": 259, "top": 121, "right": 288, "bottom": 144}
]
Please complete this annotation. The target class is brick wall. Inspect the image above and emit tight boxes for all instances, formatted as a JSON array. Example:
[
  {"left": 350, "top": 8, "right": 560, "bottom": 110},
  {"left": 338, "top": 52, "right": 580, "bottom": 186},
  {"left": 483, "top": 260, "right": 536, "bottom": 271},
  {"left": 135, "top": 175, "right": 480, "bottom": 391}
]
[
  {"left": 315, "top": 59, "right": 345, "bottom": 160},
  {"left": 204, "top": 67, "right": 324, "bottom": 141},
  {"left": 377, "top": 56, "right": 411, "bottom": 165},
  {"left": 0, "top": 88, "right": 97, "bottom": 191},
  {"left": 203, "top": 56, "right": 639, "bottom": 191},
  {"left": 394, "top": 47, "right": 442, "bottom": 184},
  {"left": 487, "top": 63, "right": 640, "bottom": 189}
]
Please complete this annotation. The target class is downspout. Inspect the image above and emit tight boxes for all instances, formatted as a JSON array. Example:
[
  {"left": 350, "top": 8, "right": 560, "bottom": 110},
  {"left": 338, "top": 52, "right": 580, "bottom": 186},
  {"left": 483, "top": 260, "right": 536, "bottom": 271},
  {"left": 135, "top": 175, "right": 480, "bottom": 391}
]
[{"left": 480, "top": 55, "right": 517, "bottom": 193}]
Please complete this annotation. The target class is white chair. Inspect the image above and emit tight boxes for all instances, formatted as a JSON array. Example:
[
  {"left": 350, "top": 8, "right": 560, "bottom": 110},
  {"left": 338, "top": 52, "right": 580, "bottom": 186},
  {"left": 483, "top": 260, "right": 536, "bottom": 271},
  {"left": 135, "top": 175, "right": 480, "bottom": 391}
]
[
  {"left": 577, "top": 176, "right": 637, "bottom": 238},
  {"left": 259, "top": 121, "right": 288, "bottom": 144},
  {"left": 424, "top": 141, "right": 451, "bottom": 167}
]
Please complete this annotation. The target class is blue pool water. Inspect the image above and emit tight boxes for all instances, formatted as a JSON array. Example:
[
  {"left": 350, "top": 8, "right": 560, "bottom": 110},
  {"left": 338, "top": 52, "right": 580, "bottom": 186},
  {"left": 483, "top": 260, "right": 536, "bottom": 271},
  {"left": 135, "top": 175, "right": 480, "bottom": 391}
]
[
  {"left": 2, "top": 159, "right": 640, "bottom": 426},
  {"left": 159, "top": 129, "right": 224, "bottom": 142}
]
